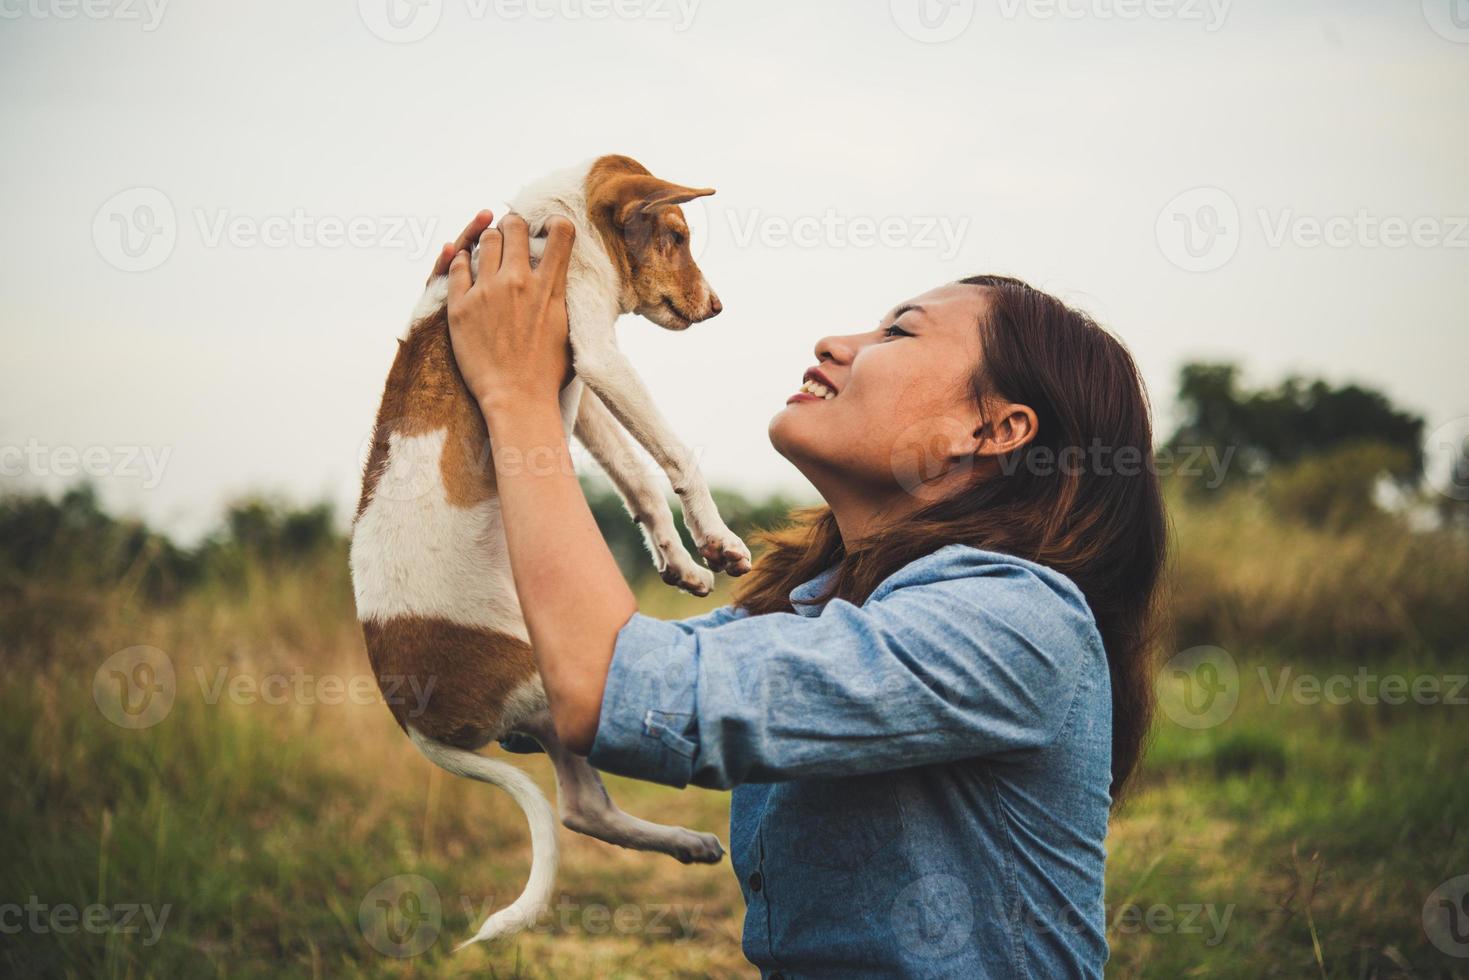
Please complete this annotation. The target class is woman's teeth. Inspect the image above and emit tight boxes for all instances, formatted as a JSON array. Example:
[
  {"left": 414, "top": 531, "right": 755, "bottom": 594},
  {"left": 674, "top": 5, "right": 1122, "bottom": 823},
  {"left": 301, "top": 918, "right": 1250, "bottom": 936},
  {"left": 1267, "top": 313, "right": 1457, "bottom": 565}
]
[{"left": 801, "top": 379, "right": 836, "bottom": 400}]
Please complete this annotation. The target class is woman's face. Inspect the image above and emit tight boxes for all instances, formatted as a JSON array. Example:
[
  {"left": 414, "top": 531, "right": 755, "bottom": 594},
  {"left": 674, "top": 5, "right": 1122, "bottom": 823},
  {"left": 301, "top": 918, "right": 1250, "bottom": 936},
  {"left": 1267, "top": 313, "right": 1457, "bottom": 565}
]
[{"left": 769, "top": 283, "right": 995, "bottom": 507}]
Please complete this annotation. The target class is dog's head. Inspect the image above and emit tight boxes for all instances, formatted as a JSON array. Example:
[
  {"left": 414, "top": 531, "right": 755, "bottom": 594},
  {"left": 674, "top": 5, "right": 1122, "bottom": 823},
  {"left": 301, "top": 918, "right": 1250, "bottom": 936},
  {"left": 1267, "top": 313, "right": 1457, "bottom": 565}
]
[{"left": 586, "top": 154, "right": 721, "bottom": 331}]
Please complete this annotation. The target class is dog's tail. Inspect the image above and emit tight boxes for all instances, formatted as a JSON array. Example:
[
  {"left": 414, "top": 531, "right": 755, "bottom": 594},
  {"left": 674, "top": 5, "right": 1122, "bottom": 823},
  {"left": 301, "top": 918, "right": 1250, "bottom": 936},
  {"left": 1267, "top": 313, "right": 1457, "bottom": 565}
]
[{"left": 407, "top": 726, "right": 558, "bottom": 950}]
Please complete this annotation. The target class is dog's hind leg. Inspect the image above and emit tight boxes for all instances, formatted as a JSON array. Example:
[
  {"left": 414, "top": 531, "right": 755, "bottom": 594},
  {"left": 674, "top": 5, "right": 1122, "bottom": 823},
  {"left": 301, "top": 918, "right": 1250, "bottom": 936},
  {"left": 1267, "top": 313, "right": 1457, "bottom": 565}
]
[{"left": 515, "top": 713, "right": 725, "bottom": 865}]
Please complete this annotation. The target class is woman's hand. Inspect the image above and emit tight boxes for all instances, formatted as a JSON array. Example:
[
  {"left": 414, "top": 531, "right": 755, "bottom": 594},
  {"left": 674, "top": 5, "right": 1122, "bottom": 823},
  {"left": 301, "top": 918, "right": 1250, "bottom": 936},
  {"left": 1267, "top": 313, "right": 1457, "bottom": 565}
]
[
  {"left": 428, "top": 209, "right": 495, "bottom": 283},
  {"left": 445, "top": 213, "right": 577, "bottom": 414}
]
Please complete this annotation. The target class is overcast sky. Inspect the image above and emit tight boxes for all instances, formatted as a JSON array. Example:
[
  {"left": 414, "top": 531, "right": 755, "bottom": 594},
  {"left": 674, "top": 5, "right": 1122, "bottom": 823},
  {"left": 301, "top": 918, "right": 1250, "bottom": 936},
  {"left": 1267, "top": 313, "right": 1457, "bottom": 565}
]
[{"left": 3, "top": 0, "right": 1466, "bottom": 539}]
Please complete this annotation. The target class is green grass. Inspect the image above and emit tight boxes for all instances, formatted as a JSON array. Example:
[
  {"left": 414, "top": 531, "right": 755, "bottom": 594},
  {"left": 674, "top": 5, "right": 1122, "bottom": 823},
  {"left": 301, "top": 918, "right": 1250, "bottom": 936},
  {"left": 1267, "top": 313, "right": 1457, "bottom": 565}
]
[
  {"left": 1116, "top": 647, "right": 1467, "bottom": 977},
  {"left": 3, "top": 505, "right": 1468, "bottom": 977}
]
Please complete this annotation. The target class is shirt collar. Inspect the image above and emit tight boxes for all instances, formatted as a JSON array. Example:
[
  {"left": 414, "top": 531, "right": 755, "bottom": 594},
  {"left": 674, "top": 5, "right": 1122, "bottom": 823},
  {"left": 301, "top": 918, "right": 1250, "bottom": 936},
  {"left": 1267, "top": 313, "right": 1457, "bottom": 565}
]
[{"left": 788, "top": 563, "right": 840, "bottom": 617}]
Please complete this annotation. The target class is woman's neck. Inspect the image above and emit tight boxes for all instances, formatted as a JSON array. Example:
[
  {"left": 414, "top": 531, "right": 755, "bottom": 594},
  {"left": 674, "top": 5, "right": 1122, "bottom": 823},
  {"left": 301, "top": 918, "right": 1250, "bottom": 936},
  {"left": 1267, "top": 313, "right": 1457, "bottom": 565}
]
[{"left": 821, "top": 482, "right": 921, "bottom": 550}]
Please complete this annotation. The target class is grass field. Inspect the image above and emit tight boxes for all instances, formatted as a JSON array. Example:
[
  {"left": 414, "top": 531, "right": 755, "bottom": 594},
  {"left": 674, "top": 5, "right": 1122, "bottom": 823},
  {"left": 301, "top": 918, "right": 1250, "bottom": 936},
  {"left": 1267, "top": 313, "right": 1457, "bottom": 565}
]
[{"left": 3, "top": 493, "right": 1468, "bottom": 978}]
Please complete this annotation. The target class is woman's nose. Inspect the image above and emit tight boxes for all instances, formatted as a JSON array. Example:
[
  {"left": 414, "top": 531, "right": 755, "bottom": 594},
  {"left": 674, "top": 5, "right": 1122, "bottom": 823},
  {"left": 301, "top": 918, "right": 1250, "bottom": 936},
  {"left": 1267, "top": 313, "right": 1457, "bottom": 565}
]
[{"left": 815, "top": 333, "right": 857, "bottom": 364}]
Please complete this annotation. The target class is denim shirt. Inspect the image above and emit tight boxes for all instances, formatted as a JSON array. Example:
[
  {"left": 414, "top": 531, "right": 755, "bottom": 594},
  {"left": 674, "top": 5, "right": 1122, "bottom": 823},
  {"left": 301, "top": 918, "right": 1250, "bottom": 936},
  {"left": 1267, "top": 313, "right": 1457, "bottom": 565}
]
[{"left": 586, "top": 544, "right": 1113, "bottom": 979}]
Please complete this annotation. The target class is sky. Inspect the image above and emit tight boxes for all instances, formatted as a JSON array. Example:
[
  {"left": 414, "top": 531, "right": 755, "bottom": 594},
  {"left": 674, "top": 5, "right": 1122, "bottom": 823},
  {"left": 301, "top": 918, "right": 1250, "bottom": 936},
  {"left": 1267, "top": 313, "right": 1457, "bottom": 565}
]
[{"left": 2, "top": 0, "right": 1466, "bottom": 540}]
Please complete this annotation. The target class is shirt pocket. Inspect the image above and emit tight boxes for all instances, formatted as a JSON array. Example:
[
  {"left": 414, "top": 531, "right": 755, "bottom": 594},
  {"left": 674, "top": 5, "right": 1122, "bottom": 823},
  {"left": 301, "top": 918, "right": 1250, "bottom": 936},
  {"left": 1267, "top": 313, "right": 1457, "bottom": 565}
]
[
  {"left": 641, "top": 709, "right": 697, "bottom": 758},
  {"left": 770, "top": 775, "right": 903, "bottom": 873}
]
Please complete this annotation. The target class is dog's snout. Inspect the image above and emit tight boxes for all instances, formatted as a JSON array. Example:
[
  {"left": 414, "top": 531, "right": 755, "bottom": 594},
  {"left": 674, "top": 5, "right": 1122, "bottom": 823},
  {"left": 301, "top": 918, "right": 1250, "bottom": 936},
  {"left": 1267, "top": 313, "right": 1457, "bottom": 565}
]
[{"left": 708, "top": 293, "right": 723, "bottom": 318}]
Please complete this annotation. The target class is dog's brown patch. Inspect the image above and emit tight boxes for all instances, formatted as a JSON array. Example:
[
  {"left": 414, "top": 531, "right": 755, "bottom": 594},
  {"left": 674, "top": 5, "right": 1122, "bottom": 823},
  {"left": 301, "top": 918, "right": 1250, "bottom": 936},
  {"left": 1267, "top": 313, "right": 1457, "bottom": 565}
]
[
  {"left": 364, "top": 616, "right": 538, "bottom": 750},
  {"left": 356, "top": 305, "right": 496, "bottom": 517}
]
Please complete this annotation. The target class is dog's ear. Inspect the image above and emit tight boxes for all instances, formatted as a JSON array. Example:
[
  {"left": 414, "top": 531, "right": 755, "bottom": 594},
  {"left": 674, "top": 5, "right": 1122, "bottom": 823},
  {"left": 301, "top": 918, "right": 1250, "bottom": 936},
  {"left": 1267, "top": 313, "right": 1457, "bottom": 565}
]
[
  {"left": 633, "top": 179, "right": 716, "bottom": 213},
  {"left": 604, "top": 176, "right": 714, "bottom": 226}
]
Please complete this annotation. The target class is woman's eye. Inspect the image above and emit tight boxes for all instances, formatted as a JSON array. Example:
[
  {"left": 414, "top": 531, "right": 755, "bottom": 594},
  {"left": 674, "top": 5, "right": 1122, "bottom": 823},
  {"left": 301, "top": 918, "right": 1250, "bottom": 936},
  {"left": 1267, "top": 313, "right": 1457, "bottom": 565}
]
[{"left": 883, "top": 323, "right": 912, "bottom": 339}]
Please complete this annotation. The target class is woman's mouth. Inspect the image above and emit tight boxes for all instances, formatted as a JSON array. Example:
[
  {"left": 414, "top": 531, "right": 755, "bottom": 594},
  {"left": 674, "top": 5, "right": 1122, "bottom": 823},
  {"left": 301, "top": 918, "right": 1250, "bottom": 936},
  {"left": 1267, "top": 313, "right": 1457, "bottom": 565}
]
[{"left": 786, "top": 378, "right": 837, "bottom": 404}]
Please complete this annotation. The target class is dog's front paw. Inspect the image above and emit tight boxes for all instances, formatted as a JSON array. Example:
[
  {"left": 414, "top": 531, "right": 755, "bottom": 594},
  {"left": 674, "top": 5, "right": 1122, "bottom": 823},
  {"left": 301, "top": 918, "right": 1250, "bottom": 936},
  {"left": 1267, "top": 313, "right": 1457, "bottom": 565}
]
[
  {"left": 661, "top": 550, "right": 715, "bottom": 597},
  {"left": 644, "top": 525, "right": 715, "bottom": 596},
  {"left": 698, "top": 529, "right": 752, "bottom": 577}
]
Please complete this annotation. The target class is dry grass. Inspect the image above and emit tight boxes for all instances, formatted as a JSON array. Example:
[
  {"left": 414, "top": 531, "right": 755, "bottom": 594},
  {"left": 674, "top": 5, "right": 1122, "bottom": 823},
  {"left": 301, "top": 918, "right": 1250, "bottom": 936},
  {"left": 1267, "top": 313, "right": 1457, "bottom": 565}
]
[{"left": 1166, "top": 484, "right": 1468, "bottom": 657}]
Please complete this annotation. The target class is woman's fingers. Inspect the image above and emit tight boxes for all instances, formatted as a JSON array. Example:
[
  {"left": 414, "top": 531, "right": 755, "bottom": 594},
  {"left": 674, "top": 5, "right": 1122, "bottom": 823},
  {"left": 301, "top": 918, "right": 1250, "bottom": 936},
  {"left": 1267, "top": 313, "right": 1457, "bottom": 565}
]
[
  {"left": 478, "top": 225, "right": 504, "bottom": 279},
  {"left": 428, "top": 209, "right": 494, "bottom": 283},
  {"left": 500, "top": 214, "right": 531, "bottom": 274},
  {"left": 456, "top": 210, "right": 494, "bottom": 251},
  {"left": 446, "top": 249, "right": 473, "bottom": 303},
  {"left": 443, "top": 212, "right": 569, "bottom": 295},
  {"left": 539, "top": 216, "right": 576, "bottom": 298}
]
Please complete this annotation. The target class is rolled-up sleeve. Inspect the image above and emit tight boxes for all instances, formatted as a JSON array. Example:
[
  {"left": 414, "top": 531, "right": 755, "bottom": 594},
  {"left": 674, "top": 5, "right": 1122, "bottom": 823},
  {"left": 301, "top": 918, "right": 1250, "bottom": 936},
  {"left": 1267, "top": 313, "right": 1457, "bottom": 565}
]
[{"left": 587, "top": 552, "right": 1105, "bottom": 790}]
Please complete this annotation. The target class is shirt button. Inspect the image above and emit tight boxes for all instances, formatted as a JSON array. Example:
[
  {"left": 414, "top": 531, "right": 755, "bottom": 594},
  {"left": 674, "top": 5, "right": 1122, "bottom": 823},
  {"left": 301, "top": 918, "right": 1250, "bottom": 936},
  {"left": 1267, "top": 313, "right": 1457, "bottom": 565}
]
[{"left": 749, "top": 871, "right": 764, "bottom": 892}]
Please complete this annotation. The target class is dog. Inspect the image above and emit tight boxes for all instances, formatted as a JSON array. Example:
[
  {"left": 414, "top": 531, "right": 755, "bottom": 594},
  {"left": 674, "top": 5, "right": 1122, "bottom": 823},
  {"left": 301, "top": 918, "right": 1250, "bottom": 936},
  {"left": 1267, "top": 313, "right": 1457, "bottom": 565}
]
[{"left": 350, "top": 155, "right": 751, "bottom": 949}]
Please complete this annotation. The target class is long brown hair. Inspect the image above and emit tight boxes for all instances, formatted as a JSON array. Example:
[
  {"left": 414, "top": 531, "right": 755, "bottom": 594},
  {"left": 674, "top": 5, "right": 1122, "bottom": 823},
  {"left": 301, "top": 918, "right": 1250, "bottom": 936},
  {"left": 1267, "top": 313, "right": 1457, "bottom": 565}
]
[{"left": 733, "top": 275, "right": 1169, "bottom": 799}]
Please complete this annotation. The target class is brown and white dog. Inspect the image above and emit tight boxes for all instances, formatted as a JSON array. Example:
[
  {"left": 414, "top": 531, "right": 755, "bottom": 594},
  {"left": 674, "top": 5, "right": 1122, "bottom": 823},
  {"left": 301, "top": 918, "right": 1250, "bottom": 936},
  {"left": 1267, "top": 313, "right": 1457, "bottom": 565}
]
[{"left": 350, "top": 155, "right": 750, "bottom": 949}]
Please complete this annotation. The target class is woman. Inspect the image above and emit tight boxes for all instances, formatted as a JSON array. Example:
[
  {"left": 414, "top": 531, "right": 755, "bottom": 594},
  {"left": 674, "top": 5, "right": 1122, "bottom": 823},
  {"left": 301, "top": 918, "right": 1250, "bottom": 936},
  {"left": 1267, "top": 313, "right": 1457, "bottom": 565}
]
[{"left": 431, "top": 209, "right": 1167, "bottom": 978}]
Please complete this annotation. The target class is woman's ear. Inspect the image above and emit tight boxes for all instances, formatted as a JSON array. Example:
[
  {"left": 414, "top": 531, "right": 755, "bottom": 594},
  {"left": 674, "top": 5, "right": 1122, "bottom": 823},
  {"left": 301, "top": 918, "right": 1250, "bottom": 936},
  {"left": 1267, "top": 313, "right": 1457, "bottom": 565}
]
[{"left": 974, "top": 402, "right": 1039, "bottom": 457}]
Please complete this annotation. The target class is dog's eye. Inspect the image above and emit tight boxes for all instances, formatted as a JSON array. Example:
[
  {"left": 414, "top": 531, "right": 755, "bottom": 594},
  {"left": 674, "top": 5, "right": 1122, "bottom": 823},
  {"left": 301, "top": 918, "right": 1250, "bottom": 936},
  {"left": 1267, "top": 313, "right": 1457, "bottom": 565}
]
[{"left": 670, "top": 230, "right": 686, "bottom": 247}]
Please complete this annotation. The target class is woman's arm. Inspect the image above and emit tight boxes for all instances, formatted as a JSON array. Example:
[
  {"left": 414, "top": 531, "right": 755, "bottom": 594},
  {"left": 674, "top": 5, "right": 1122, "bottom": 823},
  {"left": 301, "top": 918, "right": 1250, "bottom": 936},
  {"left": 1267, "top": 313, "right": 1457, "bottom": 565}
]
[
  {"left": 588, "top": 549, "right": 1105, "bottom": 790},
  {"left": 444, "top": 213, "right": 633, "bottom": 754},
  {"left": 498, "top": 600, "right": 749, "bottom": 757}
]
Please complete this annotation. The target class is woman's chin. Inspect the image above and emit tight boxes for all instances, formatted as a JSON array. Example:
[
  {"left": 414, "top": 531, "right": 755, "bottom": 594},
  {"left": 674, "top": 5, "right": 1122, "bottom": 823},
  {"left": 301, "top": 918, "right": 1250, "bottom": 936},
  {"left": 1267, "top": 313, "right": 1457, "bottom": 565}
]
[
  {"left": 768, "top": 406, "right": 802, "bottom": 448},
  {"left": 768, "top": 412, "right": 827, "bottom": 469}
]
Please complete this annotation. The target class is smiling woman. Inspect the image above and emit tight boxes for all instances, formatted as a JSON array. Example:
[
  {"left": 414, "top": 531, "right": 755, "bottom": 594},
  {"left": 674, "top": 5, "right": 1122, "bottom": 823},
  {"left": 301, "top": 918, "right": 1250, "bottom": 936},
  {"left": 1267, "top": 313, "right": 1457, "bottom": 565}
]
[
  {"left": 449, "top": 237, "right": 1167, "bottom": 976},
  {"left": 750, "top": 274, "right": 1168, "bottom": 800}
]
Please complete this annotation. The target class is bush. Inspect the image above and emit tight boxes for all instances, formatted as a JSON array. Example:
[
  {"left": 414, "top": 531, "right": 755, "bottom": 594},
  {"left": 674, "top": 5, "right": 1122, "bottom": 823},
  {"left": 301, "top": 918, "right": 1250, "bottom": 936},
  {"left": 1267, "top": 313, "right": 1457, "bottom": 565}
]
[
  {"left": 0, "top": 484, "right": 203, "bottom": 602},
  {"left": 1166, "top": 483, "right": 1469, "bottom": 658},
  {"left": 1210, "top": 730, "right": 1288, "bottom": 778},
  {"left": 1263, "top": 439, "right": 1415, "bottom": 529},
  {"left": 0, "top": 485, "right": 343, "bottom": 604}
]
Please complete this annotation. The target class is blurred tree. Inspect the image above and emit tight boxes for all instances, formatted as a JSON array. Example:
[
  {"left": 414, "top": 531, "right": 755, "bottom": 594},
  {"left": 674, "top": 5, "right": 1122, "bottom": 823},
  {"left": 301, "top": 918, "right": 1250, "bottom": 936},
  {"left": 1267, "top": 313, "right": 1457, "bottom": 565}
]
[
  {"left": 220, "top": 497, "right": 336, "bottom": 562},
  {"left": 1167, "top": 362, "right": 1425, "bottom": 492},
  {"left": 0, "top": 483, "right": 200, "bottom": 600}
]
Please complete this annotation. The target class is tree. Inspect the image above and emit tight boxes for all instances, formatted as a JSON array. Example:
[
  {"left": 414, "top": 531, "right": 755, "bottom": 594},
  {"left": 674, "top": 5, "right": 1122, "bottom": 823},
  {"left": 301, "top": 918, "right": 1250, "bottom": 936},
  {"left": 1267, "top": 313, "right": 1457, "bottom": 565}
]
[{"left": 1167, "top": 362, "right": 1425, "bottom": 490}]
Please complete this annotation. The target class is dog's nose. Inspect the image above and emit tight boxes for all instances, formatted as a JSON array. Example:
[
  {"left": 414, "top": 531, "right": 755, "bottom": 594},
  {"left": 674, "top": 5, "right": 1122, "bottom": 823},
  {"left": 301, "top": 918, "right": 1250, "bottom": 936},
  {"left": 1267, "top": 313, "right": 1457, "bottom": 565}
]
[{"left": 708, "top": 293, "right": 723, "bottom": 317}]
